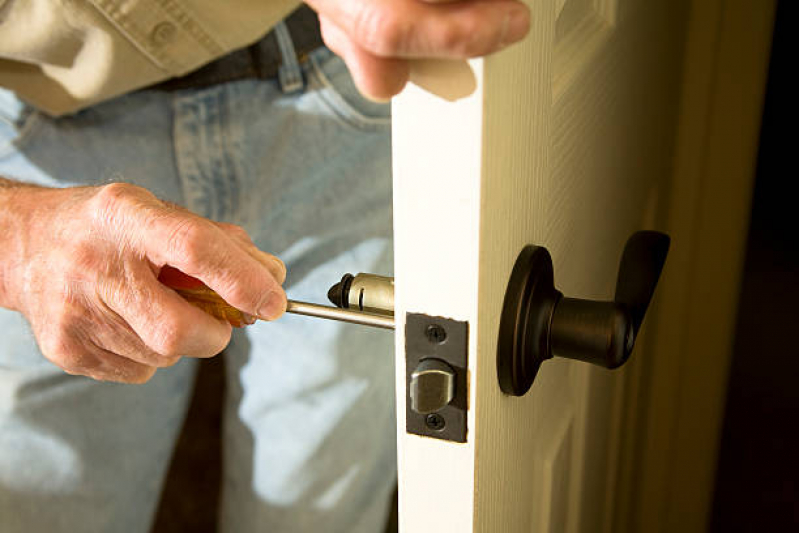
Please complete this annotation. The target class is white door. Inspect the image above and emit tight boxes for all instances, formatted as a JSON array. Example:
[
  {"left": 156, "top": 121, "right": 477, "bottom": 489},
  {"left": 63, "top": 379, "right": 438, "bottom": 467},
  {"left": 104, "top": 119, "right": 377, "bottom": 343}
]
[{"left": 392, "top": 0, "right": 689, "bottom": 531}]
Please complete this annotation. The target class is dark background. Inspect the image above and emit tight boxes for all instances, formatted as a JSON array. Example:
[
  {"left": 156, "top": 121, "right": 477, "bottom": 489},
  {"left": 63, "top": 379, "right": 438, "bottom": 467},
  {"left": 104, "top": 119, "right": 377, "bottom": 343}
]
[{"left": 710, "top": 0, "right": 799, "bottom": 530}]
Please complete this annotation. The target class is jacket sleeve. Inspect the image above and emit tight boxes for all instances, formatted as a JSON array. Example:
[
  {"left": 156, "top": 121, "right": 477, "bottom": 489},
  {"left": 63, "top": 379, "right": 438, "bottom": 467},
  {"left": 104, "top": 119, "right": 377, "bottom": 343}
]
[{"left": 0, "top": 0, "right": 300, "bottom": 116}]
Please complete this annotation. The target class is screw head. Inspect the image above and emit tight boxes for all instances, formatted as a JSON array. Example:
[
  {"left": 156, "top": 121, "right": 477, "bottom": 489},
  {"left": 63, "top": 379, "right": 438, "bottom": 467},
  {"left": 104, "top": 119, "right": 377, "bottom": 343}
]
[
  {"left": 425, "top": 413, "right": 446, "bottom": 431},
  {"left": 425, "top": 324, "right": 447, "bottom": 344}
]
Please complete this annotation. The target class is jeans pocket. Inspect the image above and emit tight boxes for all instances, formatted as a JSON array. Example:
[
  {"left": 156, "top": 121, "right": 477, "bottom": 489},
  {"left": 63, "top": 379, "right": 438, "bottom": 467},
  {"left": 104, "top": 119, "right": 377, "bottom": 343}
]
[
  {"left": 304, "top": 47, "right": 391, "bottom": 132},
  {"left": 0, "top": 89, "right": 43, "bottom": 159}
]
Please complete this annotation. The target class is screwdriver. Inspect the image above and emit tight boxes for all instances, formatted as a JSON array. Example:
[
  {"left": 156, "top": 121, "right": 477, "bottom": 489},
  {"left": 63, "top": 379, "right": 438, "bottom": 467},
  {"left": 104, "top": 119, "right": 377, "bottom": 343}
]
[{"left": 157, "top": 266, "right": 395, "bottom": 330}]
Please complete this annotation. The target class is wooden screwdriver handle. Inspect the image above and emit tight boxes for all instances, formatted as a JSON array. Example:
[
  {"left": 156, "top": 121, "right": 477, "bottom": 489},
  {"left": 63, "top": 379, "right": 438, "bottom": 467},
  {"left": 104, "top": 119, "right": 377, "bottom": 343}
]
[{"left": 157, "top": 265, "right": 255, "bottom": 328}]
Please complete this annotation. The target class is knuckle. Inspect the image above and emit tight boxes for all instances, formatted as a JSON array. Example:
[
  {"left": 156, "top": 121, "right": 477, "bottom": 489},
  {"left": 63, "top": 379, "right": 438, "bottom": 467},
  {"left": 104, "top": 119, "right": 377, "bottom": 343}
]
[
  {"left": 355, "top": 5, "right": 406, "bottom": 55},
  {"left": 146, "top": 315, "right": 226, "bottom": 359},
  {"left": 99, "top": 181, "right": 138, "bottom": 197},
  {"left": 92, "top": 182, "right": 145, "bottom": 212},
  {"left": 42, "top": 335, "right": 91, "bottom": 375},
  {"left": 90, "top": 183, "right": 154, "bottom": 236},
  {"left": 126, "top": 367, "right": 157, "bottom": 384},
  {"left": 97, "top": 366, "right": 155, "bottom": 384},
  {"left": 219, "top": 223, "right": 250, "bottom": 241},
  {"left": 39, "top": 316, "right": 74, "bottom": 358},
  {"left": 437, "top": 23, "right": 461, "bottom": 52},
  {"left": 92, "top": 357, "right": 158, "bottom": 384},
  {"left": 468, "top": 22, "right": 501, "bottom": 56},
  {"left": 378, "top": 21, "right": 409, "bottom": 56},
  {"left": 148, "top": 319, "right": 190, "bottom": 358},
  {"left": 141, "top": 341, "right": 182, "bottom": 367},
  {"left": 435, "top": 21, "right": 483, "bottom": 57},
  {"left": 126, "top": 336, "right": 179, "bottom": 368},
  {"left": 95, "top": 275, "right": 129, "bottom": 312},
  {"left": 225, "top": 282, "right": 261, "bottom": 312},
  {"left": 165, "top": 218, "right": 209, "bottom": 267}
]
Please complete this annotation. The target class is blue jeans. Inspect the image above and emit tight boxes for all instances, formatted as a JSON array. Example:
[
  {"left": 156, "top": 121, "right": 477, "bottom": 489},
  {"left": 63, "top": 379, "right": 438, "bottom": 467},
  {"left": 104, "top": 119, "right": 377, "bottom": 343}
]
[{"left": 0, "top": 45, "right": 395, "bottom": 532}]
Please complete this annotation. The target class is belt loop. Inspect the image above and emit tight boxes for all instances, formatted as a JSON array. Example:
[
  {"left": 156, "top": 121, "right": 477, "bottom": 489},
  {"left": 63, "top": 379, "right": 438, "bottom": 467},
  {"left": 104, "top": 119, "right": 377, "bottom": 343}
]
[{"left": 274, "top": 21, "right": 304, "bottom": 94}]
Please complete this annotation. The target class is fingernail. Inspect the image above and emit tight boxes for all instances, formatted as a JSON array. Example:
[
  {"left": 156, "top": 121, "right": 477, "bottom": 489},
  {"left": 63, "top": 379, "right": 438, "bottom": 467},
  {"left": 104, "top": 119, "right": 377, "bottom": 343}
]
[
  {"left": 269, "top": 255, "right": 285, "bottom": 271},
  {"left": 504, "top": 6, "right": 531, "bottom": 45},
  {"left": 271, "top": 257, "right": 287, "bottom": 282},
  {"left": 264, "top": 254, "right": 287, "bottom": 283},
  {"left": 258, "top": 290, "right": 287, "bottom": 320}
]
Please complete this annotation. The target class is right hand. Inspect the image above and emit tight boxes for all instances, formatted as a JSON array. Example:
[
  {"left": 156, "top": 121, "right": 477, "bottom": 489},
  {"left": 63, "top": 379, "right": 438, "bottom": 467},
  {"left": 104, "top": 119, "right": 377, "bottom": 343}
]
[{"left": 1, "top": 183, "right": 287, "bottom": 384}]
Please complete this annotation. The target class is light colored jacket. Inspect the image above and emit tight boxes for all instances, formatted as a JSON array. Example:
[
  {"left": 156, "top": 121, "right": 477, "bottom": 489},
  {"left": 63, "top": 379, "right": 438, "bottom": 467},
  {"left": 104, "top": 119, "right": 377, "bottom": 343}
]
[{"left": 0, "top": 0, "right": 300, "bottom": 116}]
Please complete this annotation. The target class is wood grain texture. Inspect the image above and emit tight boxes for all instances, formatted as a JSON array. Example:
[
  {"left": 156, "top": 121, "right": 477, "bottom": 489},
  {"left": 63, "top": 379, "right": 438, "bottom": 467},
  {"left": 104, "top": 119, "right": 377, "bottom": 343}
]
[
  {"left": 393, "top": 0, "right": 690, "bottom": 530},
  {"left": 553, "top": 0, "right": 615, "bottom": 100}
]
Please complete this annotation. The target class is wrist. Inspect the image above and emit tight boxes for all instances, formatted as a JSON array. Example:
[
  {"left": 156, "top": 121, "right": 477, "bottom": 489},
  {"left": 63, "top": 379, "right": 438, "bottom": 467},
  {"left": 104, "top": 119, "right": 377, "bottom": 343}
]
[{"left": 0, "top": 179, "right": 42, "bottom": 311}]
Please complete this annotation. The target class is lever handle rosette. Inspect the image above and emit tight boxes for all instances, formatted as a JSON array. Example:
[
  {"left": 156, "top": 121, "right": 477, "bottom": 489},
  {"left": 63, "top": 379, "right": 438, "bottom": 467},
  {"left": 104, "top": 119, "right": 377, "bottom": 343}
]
[{"left": 497, "top": 231, "right": 670, "bottom": 396}]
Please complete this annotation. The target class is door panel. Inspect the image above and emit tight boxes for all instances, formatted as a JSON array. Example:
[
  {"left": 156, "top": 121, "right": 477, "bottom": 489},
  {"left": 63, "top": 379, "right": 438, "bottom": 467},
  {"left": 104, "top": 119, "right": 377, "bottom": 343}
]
[{"left": 392, "top": 1, "right": 688, "bottom": 531}]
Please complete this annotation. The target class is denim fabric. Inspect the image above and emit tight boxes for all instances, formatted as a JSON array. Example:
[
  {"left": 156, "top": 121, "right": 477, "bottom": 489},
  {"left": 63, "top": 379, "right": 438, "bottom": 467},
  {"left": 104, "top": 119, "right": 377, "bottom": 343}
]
[{"left": 0, "top": 46, "right": 395, "bottom": 533}]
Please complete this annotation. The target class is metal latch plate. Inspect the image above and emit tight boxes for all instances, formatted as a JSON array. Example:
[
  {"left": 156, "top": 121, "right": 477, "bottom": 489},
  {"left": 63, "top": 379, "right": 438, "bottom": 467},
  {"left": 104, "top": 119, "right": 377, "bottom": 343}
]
[{"left": 405, "top": 313, "right": 468, "bottom": 442}]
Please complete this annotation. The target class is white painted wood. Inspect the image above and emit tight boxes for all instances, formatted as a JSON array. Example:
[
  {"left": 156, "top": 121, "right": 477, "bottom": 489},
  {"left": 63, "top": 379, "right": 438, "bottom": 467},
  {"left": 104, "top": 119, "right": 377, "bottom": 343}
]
[
  {"left": 393, "top": 0, "right": 692, "bottom": 531},
  {"left": 392, "top": 59, "right": 484, "bottom": 532}
]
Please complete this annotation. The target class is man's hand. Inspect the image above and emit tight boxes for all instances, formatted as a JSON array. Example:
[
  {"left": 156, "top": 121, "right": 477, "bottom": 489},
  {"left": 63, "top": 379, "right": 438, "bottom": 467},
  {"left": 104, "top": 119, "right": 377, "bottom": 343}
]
[
  {"left": 0, "top": 182, "right": 286, "bottom": 384},
  {"left": 306, "top": 0, "right": 531, "bottom": 101}
]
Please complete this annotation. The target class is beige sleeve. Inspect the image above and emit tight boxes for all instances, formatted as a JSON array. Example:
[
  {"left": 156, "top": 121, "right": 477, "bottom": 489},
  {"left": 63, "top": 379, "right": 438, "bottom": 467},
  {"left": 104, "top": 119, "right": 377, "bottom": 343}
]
[{"left": 0, "top": 0, "right": 301, "bottom": 116}]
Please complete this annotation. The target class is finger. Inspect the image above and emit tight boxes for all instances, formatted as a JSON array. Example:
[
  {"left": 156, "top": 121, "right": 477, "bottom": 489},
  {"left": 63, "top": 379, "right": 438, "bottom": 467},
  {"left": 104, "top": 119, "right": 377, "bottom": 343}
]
[
  {"left": 86, "top": 300, "right": 182, "bottom": 368},
  {"left": 158, "top": 204, "right": 286, "bottom": 284},
  {"left": 85, "top": 342, "right": 159, "bottom": 384},
  {"left": 39, "top": 329, "right": 103, "bottom": 379},
  {"left": 141, "top": 211, "right": 287, "bottom": 320},
  {"left": 38, "top": 325, "right": 156, "bottom": 384},
  {"left": 156, "top": 265, "right": 257, "bottom": 328},
  {"left": 320, "top": 17, "right": 409, "bottom": 101},
  {"left": 159, "top": 211, "right": 286, "bottom": 284},
  {"left": 307, "top": 0, "right": 530, "bottom": 58},
  {"left": 213, "top": 222, "right": 287, "bottom": 284},
  {"left": 100, "top": 263, "right": 234, "bottom": 359}
]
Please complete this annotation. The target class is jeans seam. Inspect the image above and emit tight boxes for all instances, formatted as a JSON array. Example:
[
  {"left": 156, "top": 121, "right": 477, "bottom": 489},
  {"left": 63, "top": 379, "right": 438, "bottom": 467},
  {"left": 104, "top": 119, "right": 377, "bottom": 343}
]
[
  {"left": 307, "top": 53, "right": 390, "bottom": 131},
  {"left": 0, "top": 110, "right": 43, "bottom": 159}
]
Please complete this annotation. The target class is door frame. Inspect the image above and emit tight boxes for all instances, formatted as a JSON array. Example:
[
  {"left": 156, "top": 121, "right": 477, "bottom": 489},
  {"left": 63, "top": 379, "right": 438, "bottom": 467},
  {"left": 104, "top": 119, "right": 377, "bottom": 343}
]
[{"left": 612, "top": 0, "right": 776, "bottom": 531}]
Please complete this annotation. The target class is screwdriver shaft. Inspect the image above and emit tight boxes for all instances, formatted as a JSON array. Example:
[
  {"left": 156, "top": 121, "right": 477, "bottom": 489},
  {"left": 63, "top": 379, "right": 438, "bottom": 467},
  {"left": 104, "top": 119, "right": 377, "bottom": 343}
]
[
  {"left": 158, "top": 266, "right": 395, "bottom": 330},
  {"left": 286, "top": 299, "right": 395, "bottom": 330}
]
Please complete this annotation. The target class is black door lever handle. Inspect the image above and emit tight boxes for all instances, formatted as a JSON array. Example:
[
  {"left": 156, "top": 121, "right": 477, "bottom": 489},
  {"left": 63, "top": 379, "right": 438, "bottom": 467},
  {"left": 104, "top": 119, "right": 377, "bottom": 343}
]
[{"left": 497, "top": 231, "right": 670, "bottom": 396}]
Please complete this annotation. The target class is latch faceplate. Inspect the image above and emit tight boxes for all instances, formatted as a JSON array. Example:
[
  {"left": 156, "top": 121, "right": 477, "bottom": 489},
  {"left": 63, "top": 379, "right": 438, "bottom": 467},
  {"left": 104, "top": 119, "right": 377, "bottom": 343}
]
[{"left": 405, "top": 314, "right": 468, "bottom": 443}]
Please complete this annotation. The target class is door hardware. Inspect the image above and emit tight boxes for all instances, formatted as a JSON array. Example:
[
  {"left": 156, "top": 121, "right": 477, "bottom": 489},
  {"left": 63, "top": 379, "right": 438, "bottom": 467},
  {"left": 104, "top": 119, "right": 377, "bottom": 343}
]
[
  {"left": 327, "top": 273, "right": 394, "bottom": 316},
  {"left": 497, "top": 231, "right": 670, "bottom": 396},
  {"left": 410, "top": 358, "right": 456, "bottom": 414},
  {"left": 286, "top": 299, "right": 395, "bottom": 329},
  {"left": 327, "top": 278, "right": 469, "bottom": 442},
  {"left": 405, "top": 314, "right": 468, "bottom": 442},
  {"left": 163, "top": 269, "right": 395, "bottom": 329},
  {"left": 285, "top": 272, "right": 395, "bottom": 328}
]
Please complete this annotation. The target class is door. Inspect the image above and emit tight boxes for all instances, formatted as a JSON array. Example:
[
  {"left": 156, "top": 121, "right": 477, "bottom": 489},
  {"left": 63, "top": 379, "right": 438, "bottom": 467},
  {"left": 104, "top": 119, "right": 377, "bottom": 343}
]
[{"left": 392, "top": 0, "right": 689, "bottom": 531}]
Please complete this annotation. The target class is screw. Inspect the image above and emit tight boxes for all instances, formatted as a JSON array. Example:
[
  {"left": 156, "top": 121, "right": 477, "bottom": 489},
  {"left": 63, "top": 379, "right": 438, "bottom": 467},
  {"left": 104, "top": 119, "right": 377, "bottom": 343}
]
[
  {"left": 425, "top": 413, "right": 446, "bottom": 431},
  {"left": 425, "top": 324, "right": 447, "bottom": 344}
]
